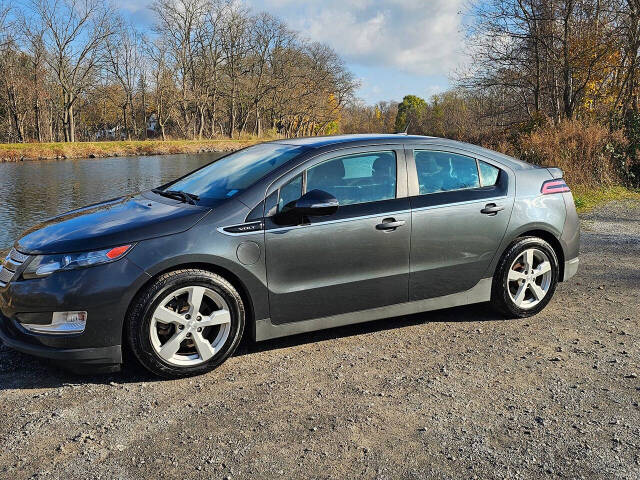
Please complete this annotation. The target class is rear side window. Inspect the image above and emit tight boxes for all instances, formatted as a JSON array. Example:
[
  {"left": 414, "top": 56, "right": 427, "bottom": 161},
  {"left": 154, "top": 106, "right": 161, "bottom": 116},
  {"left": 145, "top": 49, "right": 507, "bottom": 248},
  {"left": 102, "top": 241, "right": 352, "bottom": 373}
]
[
  {"left": 478, "top": 160, "right": 500, "bottom": 186},
  {"left": 306, "top": 151, "right": 397, "bottom": 206},
  {"left": 414, "top": 151, "right": 479, "bottom": 194}
]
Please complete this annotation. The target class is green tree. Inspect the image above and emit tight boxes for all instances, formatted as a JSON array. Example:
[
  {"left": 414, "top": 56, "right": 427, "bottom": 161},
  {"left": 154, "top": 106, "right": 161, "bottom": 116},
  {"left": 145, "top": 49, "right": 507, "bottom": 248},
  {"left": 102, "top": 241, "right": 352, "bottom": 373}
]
[{"left": 394, "top": 94, "right": 427, "bottom": 133}]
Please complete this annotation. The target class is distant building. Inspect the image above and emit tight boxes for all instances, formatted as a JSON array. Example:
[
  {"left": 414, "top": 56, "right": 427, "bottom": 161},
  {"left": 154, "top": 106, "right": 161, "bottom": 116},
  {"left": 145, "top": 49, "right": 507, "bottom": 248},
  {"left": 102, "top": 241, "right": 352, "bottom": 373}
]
[{"left": 146, "top": 114, "right": 158, "bottom": 137}]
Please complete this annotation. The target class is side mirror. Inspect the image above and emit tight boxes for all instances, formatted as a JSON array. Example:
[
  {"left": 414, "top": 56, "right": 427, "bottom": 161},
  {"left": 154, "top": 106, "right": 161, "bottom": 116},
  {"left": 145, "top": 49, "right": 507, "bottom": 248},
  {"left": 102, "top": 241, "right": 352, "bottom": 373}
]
[{"left": 293, "top": 189, "right": 339, "bottom": 216}]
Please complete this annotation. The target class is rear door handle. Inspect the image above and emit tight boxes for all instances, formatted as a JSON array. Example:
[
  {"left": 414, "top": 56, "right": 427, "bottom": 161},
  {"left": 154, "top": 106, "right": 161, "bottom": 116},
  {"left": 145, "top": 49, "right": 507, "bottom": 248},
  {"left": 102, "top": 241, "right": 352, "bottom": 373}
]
[
  {"left": 480, "top": 203, "right": 504, "bottom": 216},
  {"left": 376, "top": 218, "right": 406, "bottom": 231}
]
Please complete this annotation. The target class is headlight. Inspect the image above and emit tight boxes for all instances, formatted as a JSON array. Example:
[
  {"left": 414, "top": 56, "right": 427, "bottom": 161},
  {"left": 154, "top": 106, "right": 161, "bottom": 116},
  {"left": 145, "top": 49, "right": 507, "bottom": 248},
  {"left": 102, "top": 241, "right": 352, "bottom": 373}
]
[{"left": 22, "top": 245, "right": 132, "bottom": 279}]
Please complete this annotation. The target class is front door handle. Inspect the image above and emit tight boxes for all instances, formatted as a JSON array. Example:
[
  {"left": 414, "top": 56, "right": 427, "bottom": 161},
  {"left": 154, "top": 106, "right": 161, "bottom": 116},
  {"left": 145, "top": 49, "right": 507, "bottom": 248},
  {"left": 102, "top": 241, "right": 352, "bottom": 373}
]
[
  {"left": 480, "top": 203, "right": 504, "bottom": 216},
  {"left": 376, "top": 218, "right": 406, "bottom": 231}
]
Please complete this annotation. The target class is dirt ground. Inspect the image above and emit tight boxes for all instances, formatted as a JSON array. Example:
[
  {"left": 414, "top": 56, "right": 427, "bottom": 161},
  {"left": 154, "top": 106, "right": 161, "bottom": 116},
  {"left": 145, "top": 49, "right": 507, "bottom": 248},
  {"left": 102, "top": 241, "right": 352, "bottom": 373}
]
[{"left": 0, "top": 200, "right": 638, "bottom": 480}]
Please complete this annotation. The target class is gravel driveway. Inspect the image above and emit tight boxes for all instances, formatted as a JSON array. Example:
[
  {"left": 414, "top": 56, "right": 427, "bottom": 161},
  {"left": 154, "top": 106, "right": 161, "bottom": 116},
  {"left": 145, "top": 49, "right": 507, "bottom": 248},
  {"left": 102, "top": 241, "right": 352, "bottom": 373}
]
[{"left": 1, "top": 200, "right": 638, "bottom": 480}]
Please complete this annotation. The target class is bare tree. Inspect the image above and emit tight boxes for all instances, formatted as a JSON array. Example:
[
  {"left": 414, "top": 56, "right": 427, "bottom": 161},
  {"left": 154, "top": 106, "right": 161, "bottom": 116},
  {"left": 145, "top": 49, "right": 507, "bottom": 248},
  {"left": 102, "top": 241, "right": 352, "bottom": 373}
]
[
  {"left": 151, "top": 0, "right": 208, "bottom": 138},
  {"left": 463, "top": 0, "right": 618, "bottom": 124},
  {"left": 147, "top": 37, "right": 177, "bottom": 140},
  {"left": 28, "top": 0, "right": 114, "bottom": 142},
  {"left": 106, "top": 19, "right": 144, "bottom": 140},
  {"left": 0, "top": 4, "right": 28, "bottom": 142},
  {"left": 220, "top": 1, "right": 250, "bottom": 137},
  {"left": 0, "top": 0, "right": 357, "bottom": 142}
]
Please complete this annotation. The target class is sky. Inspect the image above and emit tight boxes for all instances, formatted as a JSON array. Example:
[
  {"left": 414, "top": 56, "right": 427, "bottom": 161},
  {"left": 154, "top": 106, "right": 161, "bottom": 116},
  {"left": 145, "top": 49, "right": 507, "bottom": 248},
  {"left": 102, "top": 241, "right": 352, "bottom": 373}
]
[{"left": 118, "top": 0, "right": 468, "bottom": 104}]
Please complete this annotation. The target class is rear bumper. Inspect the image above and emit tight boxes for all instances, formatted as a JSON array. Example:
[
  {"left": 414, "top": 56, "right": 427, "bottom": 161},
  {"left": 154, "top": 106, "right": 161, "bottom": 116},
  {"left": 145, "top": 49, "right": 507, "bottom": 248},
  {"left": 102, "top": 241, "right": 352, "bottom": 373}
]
[{"left": 563, "top": 257, "right": 579, "bottom": 281}]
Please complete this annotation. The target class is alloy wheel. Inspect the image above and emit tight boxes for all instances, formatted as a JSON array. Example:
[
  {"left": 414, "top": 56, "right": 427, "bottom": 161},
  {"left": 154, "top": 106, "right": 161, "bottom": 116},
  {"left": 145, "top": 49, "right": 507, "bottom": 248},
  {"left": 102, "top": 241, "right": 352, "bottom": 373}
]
[
  {"left": 149, "top": 286, "right": 231, "bottom": 366},
  {"left": 507, "top": 248, "right": 553, "bottom": 310}
]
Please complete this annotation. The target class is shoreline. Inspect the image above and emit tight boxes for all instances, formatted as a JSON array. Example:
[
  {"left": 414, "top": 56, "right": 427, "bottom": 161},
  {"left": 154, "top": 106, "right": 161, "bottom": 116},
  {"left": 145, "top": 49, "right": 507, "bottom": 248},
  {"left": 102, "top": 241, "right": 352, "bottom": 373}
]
[{"left": 0, "top": 139, "right": 259, "bottom": 162}]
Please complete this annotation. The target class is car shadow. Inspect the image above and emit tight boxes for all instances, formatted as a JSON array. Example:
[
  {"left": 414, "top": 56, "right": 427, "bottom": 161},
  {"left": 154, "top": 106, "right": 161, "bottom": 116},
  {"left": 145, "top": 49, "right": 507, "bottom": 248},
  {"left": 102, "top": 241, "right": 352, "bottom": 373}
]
[
  {"left": 0, "top": 303, "right": 505, "bottom": 391},
  {"left": 234, "top": 302, "right": 503, "bottom": 356}
]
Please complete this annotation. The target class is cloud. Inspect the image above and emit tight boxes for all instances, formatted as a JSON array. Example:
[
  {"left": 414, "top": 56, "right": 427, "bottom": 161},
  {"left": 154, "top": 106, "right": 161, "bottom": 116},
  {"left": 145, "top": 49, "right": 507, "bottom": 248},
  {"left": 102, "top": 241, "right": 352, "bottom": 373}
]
[
  {"left": 116, "top": 0, "right": 151, "bottom": 14},
  {"left": 252, "top": 0, "right": 466, "bottom": 77},
  {"left": 114, "top": 0, "right": 462, "bottom": 101}
]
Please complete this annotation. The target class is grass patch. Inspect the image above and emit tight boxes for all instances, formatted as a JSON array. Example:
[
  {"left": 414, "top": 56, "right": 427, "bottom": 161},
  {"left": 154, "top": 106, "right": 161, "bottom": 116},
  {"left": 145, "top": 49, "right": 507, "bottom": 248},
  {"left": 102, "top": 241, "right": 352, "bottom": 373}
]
[
  {"left": 572, "top": 185, "right": 640, "bottom": 213},
  {"left": 0, "top": 138, "right": 263, "bottom": 162}
]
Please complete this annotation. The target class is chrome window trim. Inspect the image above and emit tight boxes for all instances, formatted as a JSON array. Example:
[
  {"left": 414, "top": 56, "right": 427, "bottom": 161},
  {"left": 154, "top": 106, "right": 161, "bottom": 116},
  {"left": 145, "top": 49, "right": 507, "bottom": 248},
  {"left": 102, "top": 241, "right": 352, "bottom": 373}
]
[
  {"left": 411, "top": 196, "right": 508, "bottom": 213},
  {"left": 219, "top": 195, "right": 507, "bottom": 236},
  {"left": 266, "top": 209, "right": 411, "bottom": 234},
  {"left": 218, "top": 208, "right": 413, "bottom": 236}
]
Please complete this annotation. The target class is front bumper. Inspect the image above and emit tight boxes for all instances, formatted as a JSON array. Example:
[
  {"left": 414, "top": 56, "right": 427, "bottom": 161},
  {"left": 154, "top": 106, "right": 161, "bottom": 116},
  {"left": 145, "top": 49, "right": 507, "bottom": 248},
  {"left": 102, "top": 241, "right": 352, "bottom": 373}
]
[
  {"left": 0, "top": 315, "right": 121, "bottom": 373},
  {"left": 0, "top": 257, "right": 149, "bottom": 373}
]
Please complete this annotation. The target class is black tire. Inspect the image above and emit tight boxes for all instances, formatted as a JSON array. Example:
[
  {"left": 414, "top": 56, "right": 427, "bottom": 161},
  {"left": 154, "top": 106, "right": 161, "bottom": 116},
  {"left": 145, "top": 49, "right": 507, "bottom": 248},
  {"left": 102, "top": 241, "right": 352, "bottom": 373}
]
[
  {"left": 126, "top": 269, "right": 245, "bottom": 378},
  {"left": 490, "top": 236, "right": 559, "bottom": 318}
]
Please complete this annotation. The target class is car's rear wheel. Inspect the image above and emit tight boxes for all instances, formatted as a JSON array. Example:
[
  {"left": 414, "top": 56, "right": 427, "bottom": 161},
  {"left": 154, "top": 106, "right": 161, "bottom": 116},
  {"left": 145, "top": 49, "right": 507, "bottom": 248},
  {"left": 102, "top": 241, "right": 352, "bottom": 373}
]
[
  {"left": 491, "top": 236, "right": 559, "bottom": 318},
  {"left": 126, "top": 269, "right": 245, "bottom": 378}
]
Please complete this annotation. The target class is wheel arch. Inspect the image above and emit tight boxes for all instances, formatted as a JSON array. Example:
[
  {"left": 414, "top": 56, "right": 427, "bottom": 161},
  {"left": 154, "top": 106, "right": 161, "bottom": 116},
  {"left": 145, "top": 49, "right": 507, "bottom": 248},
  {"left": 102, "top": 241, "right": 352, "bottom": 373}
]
[
  {"left": 124, "top": 260, "right": 259, "bottom": 345},
  {"left": 496, "top": 227, "right": 565, "bottom": 281}
]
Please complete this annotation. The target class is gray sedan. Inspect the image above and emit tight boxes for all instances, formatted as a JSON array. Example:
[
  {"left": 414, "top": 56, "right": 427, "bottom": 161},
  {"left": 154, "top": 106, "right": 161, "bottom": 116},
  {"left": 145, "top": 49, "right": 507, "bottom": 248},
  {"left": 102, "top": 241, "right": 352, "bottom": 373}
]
[{"left": 0, "top": 134, "right": 579, "bottom": 378}]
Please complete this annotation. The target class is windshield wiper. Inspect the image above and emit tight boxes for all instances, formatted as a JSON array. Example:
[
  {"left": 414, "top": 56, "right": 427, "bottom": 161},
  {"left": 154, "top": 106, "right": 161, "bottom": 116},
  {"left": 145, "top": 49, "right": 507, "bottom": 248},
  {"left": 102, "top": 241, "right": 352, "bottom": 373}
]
[{"left": 152, "top": 189, "right": 200, "bottom": 205}]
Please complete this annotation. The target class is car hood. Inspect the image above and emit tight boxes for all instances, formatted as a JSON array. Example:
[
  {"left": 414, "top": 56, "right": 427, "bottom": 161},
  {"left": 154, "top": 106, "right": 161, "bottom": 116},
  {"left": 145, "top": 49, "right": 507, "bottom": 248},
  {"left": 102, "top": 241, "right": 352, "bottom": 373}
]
[{"left": 16, "top": 193, "right": 211, "bottom": 255}]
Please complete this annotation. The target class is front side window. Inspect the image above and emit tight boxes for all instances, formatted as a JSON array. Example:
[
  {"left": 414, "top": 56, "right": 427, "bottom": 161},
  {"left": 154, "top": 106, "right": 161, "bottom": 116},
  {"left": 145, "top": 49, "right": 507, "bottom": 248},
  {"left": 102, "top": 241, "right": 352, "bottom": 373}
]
[
  {"left": 277, "top": 174, "right": 302, "bottom": 213},
  {"left": 415, "top": 151, "right": 480, "bottom": 194},
  {"left": 166, "top": 143, "right": 306, "bottom": 204},
  {"left": 306, "top": 151, "right": 397, "bottom": 206}
]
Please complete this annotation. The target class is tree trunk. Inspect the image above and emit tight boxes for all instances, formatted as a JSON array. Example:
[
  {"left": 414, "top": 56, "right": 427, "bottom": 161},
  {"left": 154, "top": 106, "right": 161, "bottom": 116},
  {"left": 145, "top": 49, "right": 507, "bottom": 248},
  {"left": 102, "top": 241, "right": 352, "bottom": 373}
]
[
  {"left": 63, "top": 103, "right": 70, "bottom": 142},
  {"left": 123, "top": 104, "right": 130, "bottom": 140},
  {"left": 34, "top": 98, "right": 42, "bottom": 142},
  {"left": 141, "top": 89, "right": 147, "bottom": 140},
  {"left": 7, "top": 87, "right": 24, "bottom": 143},
  {"left": 69, "top": 103, "right": 75, "bottom": 142},
  {"left": 129, "top": 96, "right": 136, "bottom": 139},
  {"left": 562, "top": 1, "right": 574, "bottom": 119},
  {"left": 197, "top": 105, "right": 205, "bottom": 140}
]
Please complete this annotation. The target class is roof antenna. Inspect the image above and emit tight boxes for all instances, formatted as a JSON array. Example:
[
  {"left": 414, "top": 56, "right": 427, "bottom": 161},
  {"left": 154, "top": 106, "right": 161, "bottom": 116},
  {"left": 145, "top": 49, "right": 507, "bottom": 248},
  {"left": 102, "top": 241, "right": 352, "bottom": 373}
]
[{"left": 396, "top": 120, "right": 410, "bottom": 135}]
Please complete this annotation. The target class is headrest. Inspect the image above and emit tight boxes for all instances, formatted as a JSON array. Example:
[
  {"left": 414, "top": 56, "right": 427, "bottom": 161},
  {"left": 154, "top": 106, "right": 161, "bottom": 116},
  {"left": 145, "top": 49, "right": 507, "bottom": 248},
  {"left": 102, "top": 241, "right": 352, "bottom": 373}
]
[{"left": 312, "top": 159, "right": 345, "bottom": 182}]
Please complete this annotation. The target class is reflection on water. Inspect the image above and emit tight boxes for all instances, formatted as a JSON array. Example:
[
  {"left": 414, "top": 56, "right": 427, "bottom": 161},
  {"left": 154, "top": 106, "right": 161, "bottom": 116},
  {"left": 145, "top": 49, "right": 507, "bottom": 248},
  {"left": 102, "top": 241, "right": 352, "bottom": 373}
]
[{"left": 0, "top": 153, "right": 222, "bottom": 250}]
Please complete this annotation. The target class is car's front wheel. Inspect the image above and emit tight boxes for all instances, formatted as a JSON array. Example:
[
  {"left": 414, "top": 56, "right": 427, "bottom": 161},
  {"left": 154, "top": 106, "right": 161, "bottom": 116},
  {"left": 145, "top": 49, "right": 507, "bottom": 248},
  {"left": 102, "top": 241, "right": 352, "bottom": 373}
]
[
  {"left": 491, "top": 236, "right": 560, "bottom": 318},
  {"left": 126, "top": 269, "right": 245, "bottom": 378}
]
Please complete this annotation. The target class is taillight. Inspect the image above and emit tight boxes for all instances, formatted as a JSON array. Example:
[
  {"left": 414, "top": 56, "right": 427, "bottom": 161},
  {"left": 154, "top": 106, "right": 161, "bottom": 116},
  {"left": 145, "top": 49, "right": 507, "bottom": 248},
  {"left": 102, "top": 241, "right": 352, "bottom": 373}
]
[{"left": 541, "top": 179, "right": 570, "bottom": 194}]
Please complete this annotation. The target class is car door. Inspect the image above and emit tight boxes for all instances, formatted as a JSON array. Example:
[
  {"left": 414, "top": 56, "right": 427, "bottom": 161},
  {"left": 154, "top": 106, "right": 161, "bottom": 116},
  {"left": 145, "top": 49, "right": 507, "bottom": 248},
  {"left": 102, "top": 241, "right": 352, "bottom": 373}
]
[
  {"left": 264, "top": 146, "right": 411, "bottom": 325},
  {"left": 407, "top": 146, "right": 515, "bottom": 300}
]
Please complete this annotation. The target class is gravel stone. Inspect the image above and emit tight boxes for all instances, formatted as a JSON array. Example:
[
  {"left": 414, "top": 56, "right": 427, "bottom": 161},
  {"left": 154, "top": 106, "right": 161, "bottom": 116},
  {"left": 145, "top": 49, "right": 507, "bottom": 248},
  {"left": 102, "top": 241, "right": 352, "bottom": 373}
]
[{"left": 0, "top": 199, "right": 639, "bottom": 479}]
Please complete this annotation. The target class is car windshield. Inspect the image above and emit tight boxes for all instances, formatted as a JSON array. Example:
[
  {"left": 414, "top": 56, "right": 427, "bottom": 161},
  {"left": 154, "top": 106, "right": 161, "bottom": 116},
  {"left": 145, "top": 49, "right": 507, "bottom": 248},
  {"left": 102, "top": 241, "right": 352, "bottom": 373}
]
[{"left": 163, "top": 143, "right": 306, "bottom": 204}]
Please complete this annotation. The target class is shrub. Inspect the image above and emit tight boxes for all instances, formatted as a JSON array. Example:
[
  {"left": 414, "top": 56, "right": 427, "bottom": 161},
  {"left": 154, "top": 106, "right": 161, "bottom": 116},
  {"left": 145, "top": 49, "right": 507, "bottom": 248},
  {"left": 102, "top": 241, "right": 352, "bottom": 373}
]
[{"left": 516, "top": 120, "right": 628, "bottom": 187}]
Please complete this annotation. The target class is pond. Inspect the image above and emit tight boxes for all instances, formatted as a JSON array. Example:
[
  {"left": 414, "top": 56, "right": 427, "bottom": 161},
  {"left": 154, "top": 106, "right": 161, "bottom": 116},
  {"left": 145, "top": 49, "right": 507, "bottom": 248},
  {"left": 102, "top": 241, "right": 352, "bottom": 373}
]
[{"left": 0, "top": 153, "right": 223, "bottom": 252}]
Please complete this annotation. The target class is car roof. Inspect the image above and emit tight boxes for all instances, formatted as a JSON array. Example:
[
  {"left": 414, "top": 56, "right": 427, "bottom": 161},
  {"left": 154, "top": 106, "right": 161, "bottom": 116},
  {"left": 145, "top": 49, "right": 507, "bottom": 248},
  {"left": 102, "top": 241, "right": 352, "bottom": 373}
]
[
  {"left": 273, "top": 134, "right": 432, "bottom": 147},
  {"left": 271, "top": 134, "right": 535, "bottom": 170}
]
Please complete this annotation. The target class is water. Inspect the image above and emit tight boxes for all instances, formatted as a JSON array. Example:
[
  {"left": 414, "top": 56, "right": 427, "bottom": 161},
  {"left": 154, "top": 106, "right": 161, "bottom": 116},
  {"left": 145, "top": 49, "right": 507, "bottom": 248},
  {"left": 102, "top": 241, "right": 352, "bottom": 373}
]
[{"left": 0, "top": 153, "right": 223, "bottom": 251}]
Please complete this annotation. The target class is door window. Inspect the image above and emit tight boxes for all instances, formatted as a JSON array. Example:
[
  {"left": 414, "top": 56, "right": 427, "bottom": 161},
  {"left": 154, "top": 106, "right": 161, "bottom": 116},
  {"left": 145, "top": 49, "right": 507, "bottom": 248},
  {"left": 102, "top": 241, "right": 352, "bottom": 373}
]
[
  {"left": 478, "top": 160, "right": 500, "bottom": 187},
  {"left": 277, "top": 174, "right": 302, "bottom": 213},
  {"left": 414, "top": 151, "right": 480, "bottom": 194},
  {"left": 306, "top": 151, "right": 396, "bottom": 206}
]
